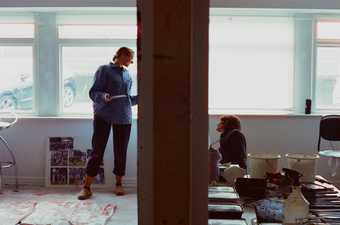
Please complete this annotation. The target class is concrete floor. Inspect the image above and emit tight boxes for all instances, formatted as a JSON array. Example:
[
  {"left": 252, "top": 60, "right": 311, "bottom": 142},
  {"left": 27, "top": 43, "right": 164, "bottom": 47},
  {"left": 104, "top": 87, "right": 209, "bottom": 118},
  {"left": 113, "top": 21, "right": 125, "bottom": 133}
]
[{"left": 0, "top": 186, "right": 137, "bottom": 225}]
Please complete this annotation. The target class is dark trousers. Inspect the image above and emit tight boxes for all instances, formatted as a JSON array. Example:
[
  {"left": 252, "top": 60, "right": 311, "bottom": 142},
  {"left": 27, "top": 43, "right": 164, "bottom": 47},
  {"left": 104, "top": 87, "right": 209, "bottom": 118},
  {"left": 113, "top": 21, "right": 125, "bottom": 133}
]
[{"left": 86, "top": 115, "right": 131, "bottom": 177}]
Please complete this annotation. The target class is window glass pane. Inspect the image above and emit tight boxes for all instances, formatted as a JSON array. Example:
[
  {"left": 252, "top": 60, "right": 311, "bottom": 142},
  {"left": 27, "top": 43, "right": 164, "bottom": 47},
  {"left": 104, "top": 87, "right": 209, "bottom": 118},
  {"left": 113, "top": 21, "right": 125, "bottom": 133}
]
[
  {"left": 0, "top": 46, "right": 33, "bottom": 112},
  {"left": 58, "top": 25, "right": 136, "bottom": 39},
  {"left": 317, "top": 21, "right": 340, "bottom": 40},
  {"left": 0, "top": 24, "right": 34, "bottom": 38},
  {"left": 209, "top": 16, "right": 294, "bottom": 110},
  {"left": 61, "top": 46, "right": 137, "bottom": 114},
  {"left": 316, "top": 47, "right": 340, "bottom": 109}
]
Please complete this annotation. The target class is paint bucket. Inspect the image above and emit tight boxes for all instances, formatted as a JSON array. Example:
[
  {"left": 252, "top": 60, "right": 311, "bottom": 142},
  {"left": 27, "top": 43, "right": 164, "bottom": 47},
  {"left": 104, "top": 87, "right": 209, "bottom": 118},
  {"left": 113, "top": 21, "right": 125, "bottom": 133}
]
[
  {"left": 247, "top": 153, "right": 281, "bottom": 178},
  {"left": 286, "top": 153, "right": 319, "bottom": 182}
]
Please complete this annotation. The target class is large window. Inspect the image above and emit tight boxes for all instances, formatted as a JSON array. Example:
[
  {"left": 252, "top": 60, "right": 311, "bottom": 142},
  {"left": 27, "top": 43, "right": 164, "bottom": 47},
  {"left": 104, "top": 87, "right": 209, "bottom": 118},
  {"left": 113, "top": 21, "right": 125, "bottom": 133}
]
[
  {"left": 0, "top": 22, "right": 34, "bottom": 113},
  {"left": 0, "top": 11, "right": 138, "bottom": 116},
  {"left": 4, "top": 9, "right": 340, "bottom": 116},
  {"left": 58, "top": 15, "right": 137, "bottom": 115},
  {"left": 209, "top": 16, "right": 294, "bottom": 112},
  {"left": 60, "top": 46, "right": 137, "bottom": 114},
  {"left": 316, "top": 20, "right": 340, "bottom": 110}
]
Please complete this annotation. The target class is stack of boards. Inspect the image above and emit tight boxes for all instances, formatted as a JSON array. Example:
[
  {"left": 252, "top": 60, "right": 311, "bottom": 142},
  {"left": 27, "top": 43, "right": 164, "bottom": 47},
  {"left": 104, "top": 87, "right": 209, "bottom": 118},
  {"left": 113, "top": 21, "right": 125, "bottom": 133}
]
[
  {"left": 208, "top": 186, "right": 247, "bottom": 225},
  {"left": 302, "top": 176, "right": 340, "bottom": 225}
]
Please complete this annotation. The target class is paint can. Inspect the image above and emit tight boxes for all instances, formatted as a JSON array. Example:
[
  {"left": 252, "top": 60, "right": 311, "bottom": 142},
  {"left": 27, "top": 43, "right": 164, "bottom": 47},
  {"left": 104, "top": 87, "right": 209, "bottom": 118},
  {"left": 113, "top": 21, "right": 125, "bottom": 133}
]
[
  {"left": 286, "top": 153, "right": 319, "bottom": 182},
  {"left": 247, "top": 153, "right": 281, "bottom": 178}
]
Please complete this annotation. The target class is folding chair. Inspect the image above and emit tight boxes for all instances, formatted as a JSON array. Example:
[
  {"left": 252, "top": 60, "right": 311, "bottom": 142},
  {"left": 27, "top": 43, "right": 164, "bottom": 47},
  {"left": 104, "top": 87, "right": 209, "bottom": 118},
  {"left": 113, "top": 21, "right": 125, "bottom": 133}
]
[{"left": 317, "top": 115, "right": 340, "bottom": 177}]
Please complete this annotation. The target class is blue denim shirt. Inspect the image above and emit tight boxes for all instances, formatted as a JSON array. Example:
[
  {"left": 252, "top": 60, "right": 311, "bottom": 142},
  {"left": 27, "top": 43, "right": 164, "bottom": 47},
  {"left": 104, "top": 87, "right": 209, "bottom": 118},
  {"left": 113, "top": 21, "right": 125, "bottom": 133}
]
[{"left": 89, "top": 62, "right": 138, "bottom": 124}]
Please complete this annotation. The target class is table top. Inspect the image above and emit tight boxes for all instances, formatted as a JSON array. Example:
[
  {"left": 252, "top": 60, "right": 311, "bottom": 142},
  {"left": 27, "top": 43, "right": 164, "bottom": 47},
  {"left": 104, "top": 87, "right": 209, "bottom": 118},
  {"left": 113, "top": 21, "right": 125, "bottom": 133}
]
[{"left": 210, "top": 176, "right": 340, "bottom": 225}]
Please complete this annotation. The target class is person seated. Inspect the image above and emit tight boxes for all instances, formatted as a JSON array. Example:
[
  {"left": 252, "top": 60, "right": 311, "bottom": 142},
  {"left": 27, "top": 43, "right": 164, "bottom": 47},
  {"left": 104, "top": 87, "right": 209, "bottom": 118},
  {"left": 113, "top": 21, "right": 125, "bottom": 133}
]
[{"left": 216, "top": 115, "right": 247, "bottom": 169}]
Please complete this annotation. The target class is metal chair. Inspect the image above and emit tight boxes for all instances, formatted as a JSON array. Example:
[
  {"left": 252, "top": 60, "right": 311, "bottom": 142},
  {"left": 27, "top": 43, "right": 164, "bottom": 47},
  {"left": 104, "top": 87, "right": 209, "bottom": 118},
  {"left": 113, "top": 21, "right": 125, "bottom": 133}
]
[
  {"left": 317, "top": 115, "right": 340, "bottom": 177},
  {"left": 0, "top": 111, "right": 19, "bottom": 192}
]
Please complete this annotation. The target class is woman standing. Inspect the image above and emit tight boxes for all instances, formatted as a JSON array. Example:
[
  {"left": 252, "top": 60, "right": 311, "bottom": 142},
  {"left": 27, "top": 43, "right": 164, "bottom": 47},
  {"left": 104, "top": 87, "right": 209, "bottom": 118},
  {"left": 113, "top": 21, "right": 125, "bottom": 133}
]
[{"left": 78, "top": 47, "right": 138, "bottom": 200}]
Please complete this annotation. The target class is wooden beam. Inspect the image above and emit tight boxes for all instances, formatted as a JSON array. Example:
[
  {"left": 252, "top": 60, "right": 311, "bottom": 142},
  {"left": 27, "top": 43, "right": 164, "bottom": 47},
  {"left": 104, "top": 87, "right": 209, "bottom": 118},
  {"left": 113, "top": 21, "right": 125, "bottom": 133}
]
[{"left": 138, "top": 0, "right": 209, "bottom": 224}]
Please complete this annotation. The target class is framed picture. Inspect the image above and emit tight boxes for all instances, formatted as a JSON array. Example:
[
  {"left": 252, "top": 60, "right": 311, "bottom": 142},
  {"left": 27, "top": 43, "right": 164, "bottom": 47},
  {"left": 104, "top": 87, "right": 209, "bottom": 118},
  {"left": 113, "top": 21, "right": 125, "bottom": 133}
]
[{"left": 46, "top": 136, "right": 107, "bottom": 187}]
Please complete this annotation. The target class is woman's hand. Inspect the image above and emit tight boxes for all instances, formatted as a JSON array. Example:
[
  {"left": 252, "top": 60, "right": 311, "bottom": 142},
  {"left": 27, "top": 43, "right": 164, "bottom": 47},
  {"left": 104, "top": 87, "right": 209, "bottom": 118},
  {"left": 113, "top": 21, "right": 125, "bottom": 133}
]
[{"left": 103, "top": 93, "right": 113, "bottom": 103}]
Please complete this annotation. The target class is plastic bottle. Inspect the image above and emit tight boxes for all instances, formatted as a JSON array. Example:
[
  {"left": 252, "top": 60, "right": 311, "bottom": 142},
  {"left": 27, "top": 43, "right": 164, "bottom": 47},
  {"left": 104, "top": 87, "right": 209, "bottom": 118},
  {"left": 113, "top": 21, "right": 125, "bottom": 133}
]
[{"left": 283, "top": 169, "right": 309, "bottom": 224}]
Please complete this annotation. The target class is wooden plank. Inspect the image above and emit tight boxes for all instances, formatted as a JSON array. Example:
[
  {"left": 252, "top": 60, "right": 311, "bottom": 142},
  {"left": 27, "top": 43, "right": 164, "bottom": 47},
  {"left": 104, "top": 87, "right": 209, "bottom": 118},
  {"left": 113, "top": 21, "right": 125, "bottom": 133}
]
[{"left": 138, "top": 0, "right": 209, "bottom": 224}]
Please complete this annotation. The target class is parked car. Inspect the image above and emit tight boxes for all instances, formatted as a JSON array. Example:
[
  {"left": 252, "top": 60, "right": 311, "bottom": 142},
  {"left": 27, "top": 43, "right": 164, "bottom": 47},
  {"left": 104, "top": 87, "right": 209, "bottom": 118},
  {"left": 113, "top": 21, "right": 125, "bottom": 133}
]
[{"left": 0, "top": 74, "right": 93, "bottom": 111}]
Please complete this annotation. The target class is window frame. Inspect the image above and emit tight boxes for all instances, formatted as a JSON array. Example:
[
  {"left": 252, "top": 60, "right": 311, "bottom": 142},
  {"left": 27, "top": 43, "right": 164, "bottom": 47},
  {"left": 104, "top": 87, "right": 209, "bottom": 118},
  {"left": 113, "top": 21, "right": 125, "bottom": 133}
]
[
  {"left": 208, "top": 12, "right": 298, "bottom": 114},
  {"left": 314, "top": 17, "right": 340, "bottom": 112},
  {"left": 0, "top": 24, "right": 36, "bottom": 114}
]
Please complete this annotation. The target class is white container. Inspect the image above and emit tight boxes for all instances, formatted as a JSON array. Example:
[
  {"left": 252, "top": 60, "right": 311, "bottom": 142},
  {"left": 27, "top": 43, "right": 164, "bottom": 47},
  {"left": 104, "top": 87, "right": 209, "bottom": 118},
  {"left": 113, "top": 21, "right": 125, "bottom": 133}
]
[
  {"left": 283, "top": 186, "right": 310, "bottom": 224},
  {"left": 286, "top": 153, "right": 319, "bottom": 183},
  {"left": 247, "top": 153, "right": 281, "bottom": 178},
  {"left": 222, "top": 163, "right": 246, "bottom": 184}
]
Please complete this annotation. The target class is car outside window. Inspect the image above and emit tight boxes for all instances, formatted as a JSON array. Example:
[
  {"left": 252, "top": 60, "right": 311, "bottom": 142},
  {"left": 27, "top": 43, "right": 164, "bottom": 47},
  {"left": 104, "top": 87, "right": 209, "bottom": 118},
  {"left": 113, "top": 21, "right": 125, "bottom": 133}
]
[{"left": 0, "top": 46, "right": 33, "bottom": 112}]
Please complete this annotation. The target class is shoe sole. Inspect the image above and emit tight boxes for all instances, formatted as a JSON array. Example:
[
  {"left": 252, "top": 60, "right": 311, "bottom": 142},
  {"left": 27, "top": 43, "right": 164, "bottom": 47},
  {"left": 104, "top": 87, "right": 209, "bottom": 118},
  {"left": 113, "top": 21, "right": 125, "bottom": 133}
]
[
  {"left": 78, "top": 194, "right": 92, "bottom": 200},
  {"left": 115, "top": 192, "right": 125, "bottom": 196}
]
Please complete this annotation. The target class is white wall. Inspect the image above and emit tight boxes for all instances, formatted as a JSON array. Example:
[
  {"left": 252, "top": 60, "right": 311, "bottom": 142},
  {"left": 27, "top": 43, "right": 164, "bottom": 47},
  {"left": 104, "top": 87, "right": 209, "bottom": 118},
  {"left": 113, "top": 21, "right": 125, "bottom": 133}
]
[
  {"left": 1, "top": 115, "right": 338, "bottom": 188},
  {"left": 0, "top": 117, "right": 138, "bottom": 187}
]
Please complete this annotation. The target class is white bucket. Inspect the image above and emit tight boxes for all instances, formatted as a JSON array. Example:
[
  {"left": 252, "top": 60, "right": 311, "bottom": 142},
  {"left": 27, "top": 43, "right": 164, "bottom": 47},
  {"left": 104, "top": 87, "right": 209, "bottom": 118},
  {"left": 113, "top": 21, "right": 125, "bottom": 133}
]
[
  {"left": 247, "top": 153, "right": 281, "bottom": 178},
  {"left": 286, "top": 153, "right": 319, "bottom": 183}
]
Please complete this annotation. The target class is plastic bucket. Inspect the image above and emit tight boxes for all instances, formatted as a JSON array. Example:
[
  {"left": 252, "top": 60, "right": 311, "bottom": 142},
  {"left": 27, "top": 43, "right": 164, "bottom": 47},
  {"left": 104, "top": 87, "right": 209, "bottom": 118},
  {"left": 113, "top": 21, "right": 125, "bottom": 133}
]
[
  {"left": 286, "top": 153, "right": 319, "bottom": 182},
  {"left": 247, "top": 153, "right": 281, "bottom": 178}
]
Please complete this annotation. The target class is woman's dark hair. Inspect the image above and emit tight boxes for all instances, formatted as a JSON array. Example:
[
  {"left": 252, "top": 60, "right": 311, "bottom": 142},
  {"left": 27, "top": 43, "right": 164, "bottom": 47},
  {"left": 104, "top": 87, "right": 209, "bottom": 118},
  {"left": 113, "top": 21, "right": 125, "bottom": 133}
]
[
  {"left": 220, "top": 115, "right": 241, "bottom": 130},
  {"left": 113, "top": 47, "right": 134, "bottom": 62}
]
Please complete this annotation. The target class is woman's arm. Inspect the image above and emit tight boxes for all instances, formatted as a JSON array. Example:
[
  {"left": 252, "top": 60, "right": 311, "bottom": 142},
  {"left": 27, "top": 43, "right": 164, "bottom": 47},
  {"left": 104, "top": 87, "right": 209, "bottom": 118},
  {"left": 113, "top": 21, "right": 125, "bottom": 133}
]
[
  {"left": 130, "top": 95, "right": 138, "bottom": 106},
  {"left": 127, "top": 72, "right": 138, "bottom": 106},
  {"left": 229, "top": 133, "right": 247, "bottom": 169},
  {"left": 89, "top": 66, "right": 107, "bottom": 104}
]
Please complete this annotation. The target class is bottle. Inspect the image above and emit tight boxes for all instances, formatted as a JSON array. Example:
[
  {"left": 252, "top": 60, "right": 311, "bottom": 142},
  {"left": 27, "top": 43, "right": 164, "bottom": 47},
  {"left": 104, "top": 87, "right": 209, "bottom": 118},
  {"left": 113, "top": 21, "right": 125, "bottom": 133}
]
[
  {"left": 283, "top": 169, "right": 309, "bottom": 224},
  {"left": 305, "top": 99, "right": 311, "bottom": 114},
  {"left": 283, "top": 186, "right": 309, "bottom": 224}
]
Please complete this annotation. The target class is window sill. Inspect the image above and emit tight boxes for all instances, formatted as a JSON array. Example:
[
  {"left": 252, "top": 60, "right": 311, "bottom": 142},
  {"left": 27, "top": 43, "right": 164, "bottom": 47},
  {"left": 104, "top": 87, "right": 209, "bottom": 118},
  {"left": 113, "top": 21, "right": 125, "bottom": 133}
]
[
  {"left": 208, "top": 109, "right": 325, "bottom": 118},
  {"left": 14, "top": 114, "right": 140, "bottom": 120},
  {"left": 8, "top": 110, "right": 338, "bottom": 120}
]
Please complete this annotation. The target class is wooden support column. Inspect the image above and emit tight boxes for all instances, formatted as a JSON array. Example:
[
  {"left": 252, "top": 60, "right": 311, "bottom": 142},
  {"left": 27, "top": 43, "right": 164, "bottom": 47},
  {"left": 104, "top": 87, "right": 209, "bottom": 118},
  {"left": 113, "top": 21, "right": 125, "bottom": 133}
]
[{"left": 138, "top": 0, "right": 209, "bottom": 224}]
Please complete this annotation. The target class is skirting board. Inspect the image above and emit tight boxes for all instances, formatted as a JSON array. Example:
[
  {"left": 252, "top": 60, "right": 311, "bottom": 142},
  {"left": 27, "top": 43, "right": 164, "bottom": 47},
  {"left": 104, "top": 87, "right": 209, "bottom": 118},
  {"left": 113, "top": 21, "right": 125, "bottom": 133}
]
[{"left": 2, "top": 176, "right": 137, "bottom": 190}]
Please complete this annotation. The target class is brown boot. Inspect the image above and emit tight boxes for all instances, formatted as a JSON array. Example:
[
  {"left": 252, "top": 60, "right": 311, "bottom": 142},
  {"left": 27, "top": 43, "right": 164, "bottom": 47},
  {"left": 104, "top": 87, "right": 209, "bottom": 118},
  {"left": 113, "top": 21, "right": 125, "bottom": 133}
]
[
  {"left": 77, "top": 187, "right": 92, "bottom": 200},
  {"left": 114, "top": 184, "right": 125, "bottom": 196}
]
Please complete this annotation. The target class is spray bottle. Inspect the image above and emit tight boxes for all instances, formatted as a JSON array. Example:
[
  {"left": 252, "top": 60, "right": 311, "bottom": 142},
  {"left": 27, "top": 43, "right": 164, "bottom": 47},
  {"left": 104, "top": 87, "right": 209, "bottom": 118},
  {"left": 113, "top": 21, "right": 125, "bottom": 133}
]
[{"left": 282, "top": 168, "right": 309, "bottom": 224}]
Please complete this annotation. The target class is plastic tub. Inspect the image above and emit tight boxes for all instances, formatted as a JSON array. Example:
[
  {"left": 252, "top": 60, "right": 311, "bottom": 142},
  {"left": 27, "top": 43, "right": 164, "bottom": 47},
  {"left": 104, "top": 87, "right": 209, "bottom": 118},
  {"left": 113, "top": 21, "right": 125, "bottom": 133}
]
[
  {"left": 247, "top": 153, "right": 281, "bottom": 178},
  {"left": 286, "top": 153, "right": 319, "bottom": 183}
]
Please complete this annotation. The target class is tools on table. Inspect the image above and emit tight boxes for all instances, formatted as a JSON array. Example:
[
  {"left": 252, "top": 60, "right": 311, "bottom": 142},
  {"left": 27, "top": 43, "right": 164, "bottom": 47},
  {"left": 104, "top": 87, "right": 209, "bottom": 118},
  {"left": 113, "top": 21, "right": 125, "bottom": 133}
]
[{"left": 301, "top": 176, "right": 340, "bottom": 224}]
